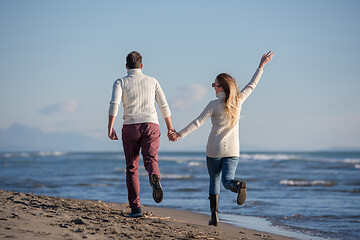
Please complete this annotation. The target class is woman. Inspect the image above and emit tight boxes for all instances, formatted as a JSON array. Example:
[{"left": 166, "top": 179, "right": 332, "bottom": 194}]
[{"left": 170, "top": 51, "right": 274, "bottom": 226}]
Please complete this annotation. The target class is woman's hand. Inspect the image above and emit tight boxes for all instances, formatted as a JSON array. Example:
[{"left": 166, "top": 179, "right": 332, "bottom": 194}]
[
  {"left": 259, "top": 51, "right": 274, "bottom": 70},
  {"left": 168, "top": 130, "right": 181, "bottom": 142}
]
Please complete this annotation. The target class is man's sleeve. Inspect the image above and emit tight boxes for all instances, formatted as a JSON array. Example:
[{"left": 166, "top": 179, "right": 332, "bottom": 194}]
[
  {"left": 155, "top": 81, "right": 171, "bottom": 118},
  {"left": 108, "top": 80, "right": 122, "bottom": 116}
]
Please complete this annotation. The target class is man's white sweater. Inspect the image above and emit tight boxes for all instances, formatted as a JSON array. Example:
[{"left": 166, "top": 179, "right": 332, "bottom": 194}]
[{"left": 109, "top": 69, "right": 171, "bottom": 125}]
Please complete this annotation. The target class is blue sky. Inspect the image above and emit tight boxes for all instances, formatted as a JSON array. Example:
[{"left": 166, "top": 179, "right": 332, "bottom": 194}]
[{"left": 0, "top": 0, "right": 359, "bottom": 151}]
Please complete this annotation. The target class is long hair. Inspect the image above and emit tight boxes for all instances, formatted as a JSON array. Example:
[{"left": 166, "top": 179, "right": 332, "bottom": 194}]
[{"left": 216, "top": 73, "right": 241, "bottom": 129}]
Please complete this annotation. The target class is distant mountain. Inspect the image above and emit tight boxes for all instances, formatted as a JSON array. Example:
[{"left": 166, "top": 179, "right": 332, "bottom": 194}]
[{"left": 0, "top": 123, "right": 118, "bottom": 152}]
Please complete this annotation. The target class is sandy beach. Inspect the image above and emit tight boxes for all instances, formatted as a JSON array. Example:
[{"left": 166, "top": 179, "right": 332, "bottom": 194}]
[{"left": 0, "top": 190, "right": 296, "bottom": 240}]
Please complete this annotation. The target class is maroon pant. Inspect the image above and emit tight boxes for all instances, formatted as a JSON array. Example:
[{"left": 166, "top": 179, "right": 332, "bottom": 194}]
[{"left": 122, "top": 122, "right": 161, "bottom": 209}]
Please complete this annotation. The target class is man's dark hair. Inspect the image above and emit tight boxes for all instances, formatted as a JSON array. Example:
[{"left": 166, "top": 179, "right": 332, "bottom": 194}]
[{"left": 126, "top": 51, "right": 142, "bottom": 69}]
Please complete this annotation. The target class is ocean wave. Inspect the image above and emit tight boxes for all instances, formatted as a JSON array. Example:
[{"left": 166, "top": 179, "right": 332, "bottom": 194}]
[
  {"left": 74, "top": 183, "right": 111, "bottom": 187},
  {"left": 2, "top": 152, "right": 31, "bottom": 158},
  {"left": 139, "top": 171, "right": 150, "bottom": 176},
  {"left": 279, "top": 179, "right": 336, "bottom": 187},
  {"left": 175, "top": 188, "right": 201, "bottom": 192},
  {"left": 355, "top": 164, "right": 360, "bottom": 169},
  {"left": 31, "top": 183, "right": 46, "bottom": 188},
  {"left": 2, "top": 153, "right": 13, "bottom": 158},
  {"left": 240, "top": 154, "right": 297, "bottom": 161},
  {"left": 113, "top": 167, "right": 125, "bottom": 173},
  {"left": 282, "top": 213, "right": 360, "bottom": 221},
  {"left": 159, "top": 156, "right": 205, "bottom": 162},
  {"left": 188, "top": 161, "right": 204, "bottom": 167},
  {"left": 37, "top": 151, "right": 66, "bottom": 157},
  {"left": 1, "top": 151, "right": 66, "bottom": 158},
  {"left": 95, "top": 178, "right": 119, "bottom": 182},
  {"left": 240, "top": 153, "right": 360, "bottom": 164},
  {"left": 344, "top": 158, "right": 360, "bottom": 164},
  {"left": 161, "top": 174, "right": 193, "bottom": 180},
  {"left": 246, "top": 200, "right": 272, "bottom": 206}
]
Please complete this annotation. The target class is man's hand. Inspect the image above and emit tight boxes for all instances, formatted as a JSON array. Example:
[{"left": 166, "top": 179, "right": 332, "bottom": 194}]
[
  {"left": 108, "top": 115, "right": 118, "bottom": 140},
  {"left": 108, "top": 128, "right": 118, "bottom": 140},
  {"left": 168, "top": 130, "right": 180, "bottom": 142},
  {"left": 167, "top": 129, "right": 175, "bottom": 141}
]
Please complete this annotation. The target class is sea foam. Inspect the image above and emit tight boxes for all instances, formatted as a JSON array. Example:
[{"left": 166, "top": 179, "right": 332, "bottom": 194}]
[{"left": 279, "top": 179, "right": 336, "bottom": 187}]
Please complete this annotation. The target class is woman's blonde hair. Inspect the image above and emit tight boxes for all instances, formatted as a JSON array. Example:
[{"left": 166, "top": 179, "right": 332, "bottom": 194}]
[{"left": 216, "top": 73, "right": 241, "bottom": 129}]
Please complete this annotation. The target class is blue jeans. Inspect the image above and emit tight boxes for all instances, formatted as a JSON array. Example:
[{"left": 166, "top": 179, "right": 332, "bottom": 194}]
[{"left": 206, "top": 156, "right": 239, "bottom": 195}]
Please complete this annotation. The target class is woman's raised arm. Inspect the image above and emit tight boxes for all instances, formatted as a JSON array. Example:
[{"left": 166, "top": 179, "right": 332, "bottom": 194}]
[{"left": 258, "top": 51, "right": 274, "bottom": 70}]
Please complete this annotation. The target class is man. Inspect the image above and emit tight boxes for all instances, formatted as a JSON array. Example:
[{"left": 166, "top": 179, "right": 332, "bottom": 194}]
[{"left": 108, "top": 51, "right": 174, "bottom": 217}]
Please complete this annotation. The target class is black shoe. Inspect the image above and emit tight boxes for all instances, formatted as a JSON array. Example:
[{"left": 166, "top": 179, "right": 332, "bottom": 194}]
[
  {"left": 229, "top": 180, "right": 247, "bottom": 205},
  {"left": 150, "top": 174, "right": 163, "bottom": 203},
  {"left": 129, "top": 207, "right": 143, "bottom": 218}
]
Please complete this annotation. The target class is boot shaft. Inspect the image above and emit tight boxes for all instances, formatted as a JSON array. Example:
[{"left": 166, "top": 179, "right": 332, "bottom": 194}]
[
  {"left": 208, "top": 194, "right": 219, "bottom": 226},
  {"left": 229, "top": 179, "right": 240, "bottom": 193},
  {"left": 209, "top": 194, "right": 219, "bottom": 210}
]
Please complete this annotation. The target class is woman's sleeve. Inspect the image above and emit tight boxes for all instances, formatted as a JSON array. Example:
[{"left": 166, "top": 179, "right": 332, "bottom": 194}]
[
  {"left": 178, "top": 101, "right": 213, "bottom": 138},
  {"left": 239, "top": 68, "right": 263, "bottom": 104},
  {"left": 108, "top": 80, "right": 122, "bottom": 116}
]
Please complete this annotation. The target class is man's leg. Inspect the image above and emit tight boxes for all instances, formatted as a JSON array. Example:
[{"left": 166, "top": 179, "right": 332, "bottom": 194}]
[
  {"left": 140, "top": 123, "right": 161, "bottom": 178},
  {"left": 122, "top": 124, "right": 141, "bottom": 210},
  {"left": 140, "top": 123, "right": 162, "bottom": 203}
]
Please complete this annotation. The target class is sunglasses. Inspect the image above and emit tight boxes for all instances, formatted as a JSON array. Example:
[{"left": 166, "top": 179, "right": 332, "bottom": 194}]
[{"left": 212, "top": 83, "right": 220, "bottom": 88}]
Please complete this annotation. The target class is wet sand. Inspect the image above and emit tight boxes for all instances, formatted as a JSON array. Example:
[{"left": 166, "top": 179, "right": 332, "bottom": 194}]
[{"left": 0, "top": 190, "right": 295, "bottom": 240}]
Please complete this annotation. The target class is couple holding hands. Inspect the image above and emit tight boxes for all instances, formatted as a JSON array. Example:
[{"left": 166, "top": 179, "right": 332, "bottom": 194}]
[{"left": 108, "top": 50, "right": 273, "bottom": 225}]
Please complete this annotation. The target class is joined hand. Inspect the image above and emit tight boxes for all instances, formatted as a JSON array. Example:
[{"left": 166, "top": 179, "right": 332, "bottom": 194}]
[{"left": 167, "top": 129, "right": 180, "bottom": 142}]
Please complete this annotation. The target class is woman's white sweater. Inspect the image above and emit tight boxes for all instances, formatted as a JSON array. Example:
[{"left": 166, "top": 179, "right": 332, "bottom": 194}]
[{"left": 178, "top": 68, "right": 263, "bottom": 158}]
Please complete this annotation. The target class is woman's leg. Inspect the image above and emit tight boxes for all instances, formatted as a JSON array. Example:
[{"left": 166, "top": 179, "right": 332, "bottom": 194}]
[
  {"left": 206, "top": 156, "right": 221, "bottom": 226},
  {"left": 206, "top": 156, "right": 222, "bottom": 194},
  {"left": 221, "top": 156, "right": 239, "bottom": 190},
  {"left": 221, "top": 156, "right": 246, "bottom": 205}
]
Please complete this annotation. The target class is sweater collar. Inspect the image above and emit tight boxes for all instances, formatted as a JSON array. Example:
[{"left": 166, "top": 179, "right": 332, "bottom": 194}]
[
  {"left": 216, "top": 91, "right": 226, "bottom": 99},
  {"left": 127, "top": 68, "right": 142, "bottom": 76}
]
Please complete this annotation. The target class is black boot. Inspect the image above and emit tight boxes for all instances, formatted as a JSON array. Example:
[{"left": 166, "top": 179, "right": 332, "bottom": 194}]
[
  {"left": 229, "top": 180, "right": 247, "bottom": 205},
  {"left": 208, "top": 194, "right": 219, "bottom": 226}
]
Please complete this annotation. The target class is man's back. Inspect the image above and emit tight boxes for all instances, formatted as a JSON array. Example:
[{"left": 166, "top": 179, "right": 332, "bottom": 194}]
[{"left": 109, "top": 68, "right": 170, "bottom": 125}]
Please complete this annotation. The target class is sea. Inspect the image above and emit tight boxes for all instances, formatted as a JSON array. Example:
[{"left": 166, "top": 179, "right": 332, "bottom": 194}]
[{"left": 0, "top": 151, "right": 359, "bottom": 240}]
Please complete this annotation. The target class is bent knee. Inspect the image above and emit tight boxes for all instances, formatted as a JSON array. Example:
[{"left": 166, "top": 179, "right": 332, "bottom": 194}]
[{"left": 222, "top": 179, "right": 232, "bottom": 189}]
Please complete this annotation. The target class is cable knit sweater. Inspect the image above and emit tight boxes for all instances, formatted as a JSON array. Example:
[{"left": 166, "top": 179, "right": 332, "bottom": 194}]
[
  {"left": 108, "top": 69, "right": 171, "bottom": 125},
  {"left": 178, "top": 68, "right": 263, "bottom": 158}
]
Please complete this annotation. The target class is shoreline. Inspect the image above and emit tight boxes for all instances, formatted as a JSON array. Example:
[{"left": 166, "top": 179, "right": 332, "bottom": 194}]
[{"left": 0, "top": 190, "right": 300, "bottom": 240}]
